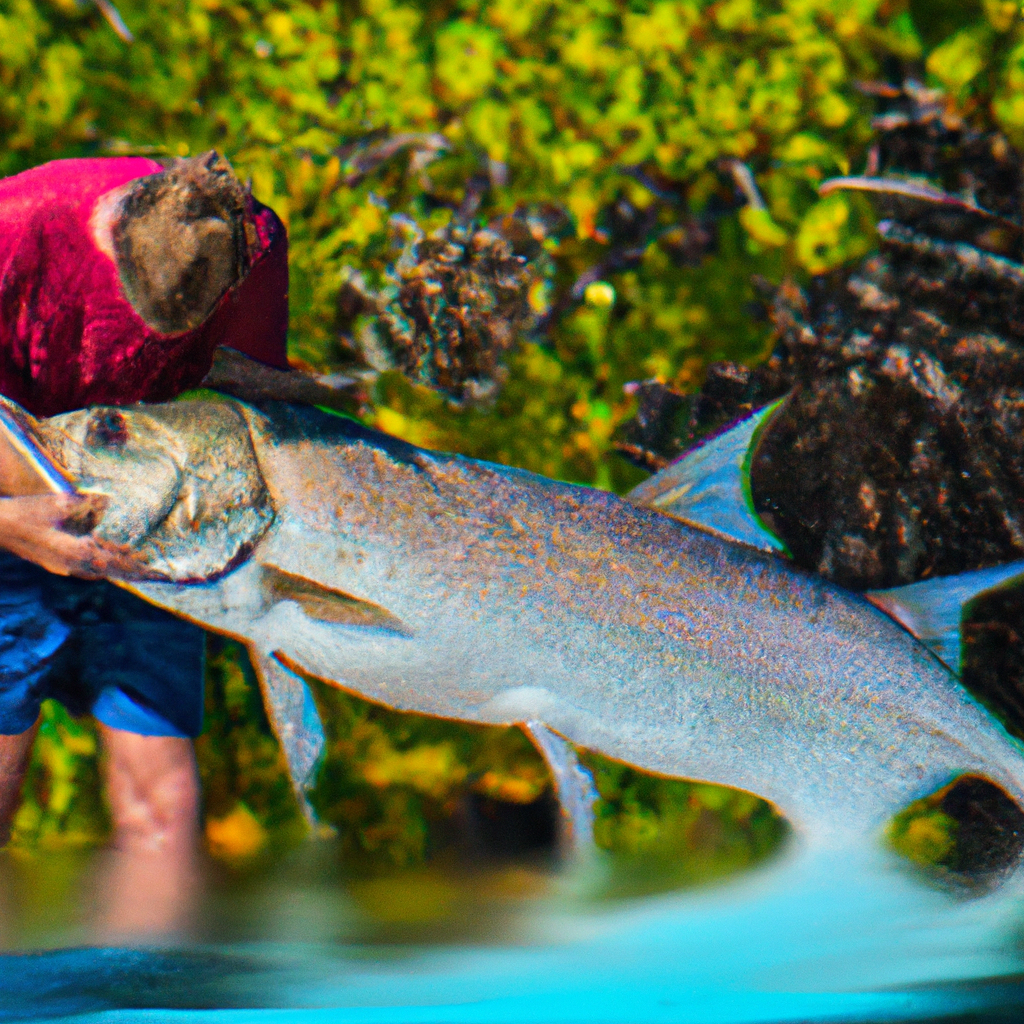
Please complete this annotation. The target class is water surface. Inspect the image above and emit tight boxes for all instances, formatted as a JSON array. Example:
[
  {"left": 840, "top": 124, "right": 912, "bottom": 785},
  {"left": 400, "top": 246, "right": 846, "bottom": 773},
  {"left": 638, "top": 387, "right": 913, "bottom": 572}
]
[{"left": 2, "top": 839, "right": 1024, "bottom": 1023}]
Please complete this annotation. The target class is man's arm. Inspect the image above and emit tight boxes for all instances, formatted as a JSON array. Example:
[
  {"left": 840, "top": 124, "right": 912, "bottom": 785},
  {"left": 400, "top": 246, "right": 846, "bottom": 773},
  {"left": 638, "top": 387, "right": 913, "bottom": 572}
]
[{"left": 200, "top": 346, "right": 360, "bottom": 410}]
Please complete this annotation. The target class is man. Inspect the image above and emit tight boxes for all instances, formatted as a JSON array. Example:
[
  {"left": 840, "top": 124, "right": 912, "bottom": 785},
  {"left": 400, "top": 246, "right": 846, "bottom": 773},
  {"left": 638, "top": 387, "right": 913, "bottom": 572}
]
[{"left": 0, "top": 152, "right": 289, "bottom": 936}]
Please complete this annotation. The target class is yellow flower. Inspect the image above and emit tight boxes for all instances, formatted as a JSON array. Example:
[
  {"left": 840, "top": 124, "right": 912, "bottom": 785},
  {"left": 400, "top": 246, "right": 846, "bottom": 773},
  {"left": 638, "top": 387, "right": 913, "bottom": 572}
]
[
  {"left": 585, "top": 281, "right": 615, "bottom": 307},
  {"left": 206, "top": 803, "right": 268, "bottom": 861}
]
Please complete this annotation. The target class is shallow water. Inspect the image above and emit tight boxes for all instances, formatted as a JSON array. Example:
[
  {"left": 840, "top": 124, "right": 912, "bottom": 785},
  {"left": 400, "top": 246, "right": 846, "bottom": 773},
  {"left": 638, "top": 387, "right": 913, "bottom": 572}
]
[{"left": 2, "top": 839, "right": 1024, "bottom": 1023}]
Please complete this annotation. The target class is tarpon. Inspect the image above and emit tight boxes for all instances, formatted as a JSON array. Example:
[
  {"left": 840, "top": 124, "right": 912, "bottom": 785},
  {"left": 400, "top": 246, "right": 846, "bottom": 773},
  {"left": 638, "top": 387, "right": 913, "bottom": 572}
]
[{"left": 3, "top": 386, "right": 1024, "bottom": 857}]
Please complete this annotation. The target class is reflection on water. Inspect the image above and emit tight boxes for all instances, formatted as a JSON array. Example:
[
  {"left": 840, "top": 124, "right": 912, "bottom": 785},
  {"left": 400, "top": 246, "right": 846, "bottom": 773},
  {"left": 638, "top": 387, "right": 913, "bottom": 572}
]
[{"left": 2, "top": 838, "right": 1024, "bottom": 1022}]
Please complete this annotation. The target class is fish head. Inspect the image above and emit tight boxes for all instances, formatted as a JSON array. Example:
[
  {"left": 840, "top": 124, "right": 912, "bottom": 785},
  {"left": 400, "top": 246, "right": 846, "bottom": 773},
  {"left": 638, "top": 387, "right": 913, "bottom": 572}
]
[{"left": 32, "top": 399, "right": 274, "bottom": 581}]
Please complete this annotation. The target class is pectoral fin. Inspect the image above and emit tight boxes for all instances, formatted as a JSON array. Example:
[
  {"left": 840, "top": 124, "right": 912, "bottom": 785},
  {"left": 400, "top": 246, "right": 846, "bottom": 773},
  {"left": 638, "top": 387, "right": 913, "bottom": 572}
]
[
  {"left": 249, "top": 647, "right": 326, "bottom": 823},
  {"left": 260, "top": 563, "right": 412, "bottom": 636},
  {"left": 867, "top": 561, "right": 1024, "bottom": 674},
  {"left": 626, "top": 400, "right": 788, "bottom": 554}
]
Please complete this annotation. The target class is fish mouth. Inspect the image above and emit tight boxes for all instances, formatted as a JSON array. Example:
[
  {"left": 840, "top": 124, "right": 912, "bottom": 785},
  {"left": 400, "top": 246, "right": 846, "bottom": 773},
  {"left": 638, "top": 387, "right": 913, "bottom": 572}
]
[{"left": 34, "top": 399, "right": 275, "bottom": 582}]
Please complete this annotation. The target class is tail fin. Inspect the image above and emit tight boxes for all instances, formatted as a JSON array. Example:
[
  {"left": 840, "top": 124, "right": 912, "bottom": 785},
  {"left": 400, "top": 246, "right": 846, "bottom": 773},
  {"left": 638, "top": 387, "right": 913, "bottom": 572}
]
[{"left": 867, "top": 562, "right": 1024, "bottom": 675}]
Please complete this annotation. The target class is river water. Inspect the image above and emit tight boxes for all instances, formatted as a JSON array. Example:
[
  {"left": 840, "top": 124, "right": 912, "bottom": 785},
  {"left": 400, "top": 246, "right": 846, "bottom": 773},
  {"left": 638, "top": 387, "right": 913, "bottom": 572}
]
[{"left": 1, "top": 837, "right": 1023, "bottom": 1023}]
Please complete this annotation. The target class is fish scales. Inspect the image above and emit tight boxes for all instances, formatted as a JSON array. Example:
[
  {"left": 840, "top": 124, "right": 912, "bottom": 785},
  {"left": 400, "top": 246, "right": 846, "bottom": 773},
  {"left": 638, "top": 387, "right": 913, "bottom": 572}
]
[{"left": 21, "top": 397, "right": 1024, "bottom": 847}]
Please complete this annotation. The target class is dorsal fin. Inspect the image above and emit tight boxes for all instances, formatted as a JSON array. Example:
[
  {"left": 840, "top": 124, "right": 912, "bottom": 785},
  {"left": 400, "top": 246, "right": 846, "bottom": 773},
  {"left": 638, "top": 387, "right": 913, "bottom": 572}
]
[
  {"left": 866, "top": 561, "right": 1024, "bottom": 674},
  {"left": 626, "top": 400, "right": 787, "bottom": 554}
]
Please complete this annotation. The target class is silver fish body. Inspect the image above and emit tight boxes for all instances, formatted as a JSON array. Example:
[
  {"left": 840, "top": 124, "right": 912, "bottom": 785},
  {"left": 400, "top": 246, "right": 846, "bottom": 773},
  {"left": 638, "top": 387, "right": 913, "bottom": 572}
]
[{"left": 27, "top": 398, "right": 1024, "bottom": 846}]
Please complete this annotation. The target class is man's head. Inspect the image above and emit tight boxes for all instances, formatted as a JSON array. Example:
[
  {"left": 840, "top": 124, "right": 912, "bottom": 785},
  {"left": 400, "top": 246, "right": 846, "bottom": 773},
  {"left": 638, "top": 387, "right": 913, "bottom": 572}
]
[{"left": 109, "top": 152, "right": 257, "bottom": 336}]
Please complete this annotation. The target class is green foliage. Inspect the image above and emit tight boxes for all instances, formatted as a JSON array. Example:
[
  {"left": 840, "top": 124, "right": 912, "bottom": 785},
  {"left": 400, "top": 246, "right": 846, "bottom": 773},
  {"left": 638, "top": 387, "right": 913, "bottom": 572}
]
[
  {"left": 197, "top": 636, "right": 309, "bottom": 857},
  {"left": 309, "top": 676, "right": 550, "bottom": 867},
  {"left": 3, "top": 0, "right": 1022, "bottom": 482},
  {"left": 8, "top": 701, "right": 109, "bottom": 850},
  {"left": 888, "top": 797, "right": 957, "bottom": 868},
  {"left": 4, "top": 0, "right": 1022, "bottom": 875},
  {"left": 581, "top": 749, "right": 789, "bottom": 895}
]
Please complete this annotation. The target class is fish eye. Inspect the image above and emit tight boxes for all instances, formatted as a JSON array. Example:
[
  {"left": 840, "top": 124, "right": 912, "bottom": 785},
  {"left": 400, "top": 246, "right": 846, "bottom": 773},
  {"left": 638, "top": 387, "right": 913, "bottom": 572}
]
[{"left": 85, "top": 409, "right": 129, "bottom": 449}]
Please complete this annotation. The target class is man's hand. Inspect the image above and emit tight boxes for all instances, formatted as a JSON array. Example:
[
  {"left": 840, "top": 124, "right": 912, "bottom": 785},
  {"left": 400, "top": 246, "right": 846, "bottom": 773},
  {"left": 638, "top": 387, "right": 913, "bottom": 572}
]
[{"left": 0, "top": 493, "right": 154, "bottom": 580}]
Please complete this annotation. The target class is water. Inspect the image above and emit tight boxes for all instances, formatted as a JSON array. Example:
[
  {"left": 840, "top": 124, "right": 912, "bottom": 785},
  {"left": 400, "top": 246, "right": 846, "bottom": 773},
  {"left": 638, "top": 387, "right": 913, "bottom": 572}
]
[{"left": 2, "top": 838, "right": 1024, "bottom": 1023}]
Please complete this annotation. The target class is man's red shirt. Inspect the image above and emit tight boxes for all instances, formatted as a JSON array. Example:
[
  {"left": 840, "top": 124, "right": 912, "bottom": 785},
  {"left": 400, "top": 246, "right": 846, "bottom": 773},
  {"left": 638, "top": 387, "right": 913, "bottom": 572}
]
[{"left": 0, "top": 158, "right": 289, "bottom": 417}]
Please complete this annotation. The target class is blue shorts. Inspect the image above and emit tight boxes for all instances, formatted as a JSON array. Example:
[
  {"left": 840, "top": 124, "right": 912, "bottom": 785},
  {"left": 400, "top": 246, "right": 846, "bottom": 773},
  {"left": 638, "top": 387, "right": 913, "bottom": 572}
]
[{"left": 0, "top": 551, "right": 204, "bottom": 738}]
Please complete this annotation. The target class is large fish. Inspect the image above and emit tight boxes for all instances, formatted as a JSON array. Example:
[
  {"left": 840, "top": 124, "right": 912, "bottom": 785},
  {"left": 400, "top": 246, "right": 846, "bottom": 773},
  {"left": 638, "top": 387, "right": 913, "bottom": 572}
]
[{"left": 3, "top": 384, "right": 1024, "bottom": 855}]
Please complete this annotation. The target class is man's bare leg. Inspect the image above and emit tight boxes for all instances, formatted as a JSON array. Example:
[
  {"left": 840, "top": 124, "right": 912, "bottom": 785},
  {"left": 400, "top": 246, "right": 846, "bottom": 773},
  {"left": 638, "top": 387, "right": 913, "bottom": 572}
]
[
  {"left": 91, "top": 725, "right": 202, "bottom": 942},
  {"left": 0, "top": 723, "right": 39, "bottom": 846}
]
